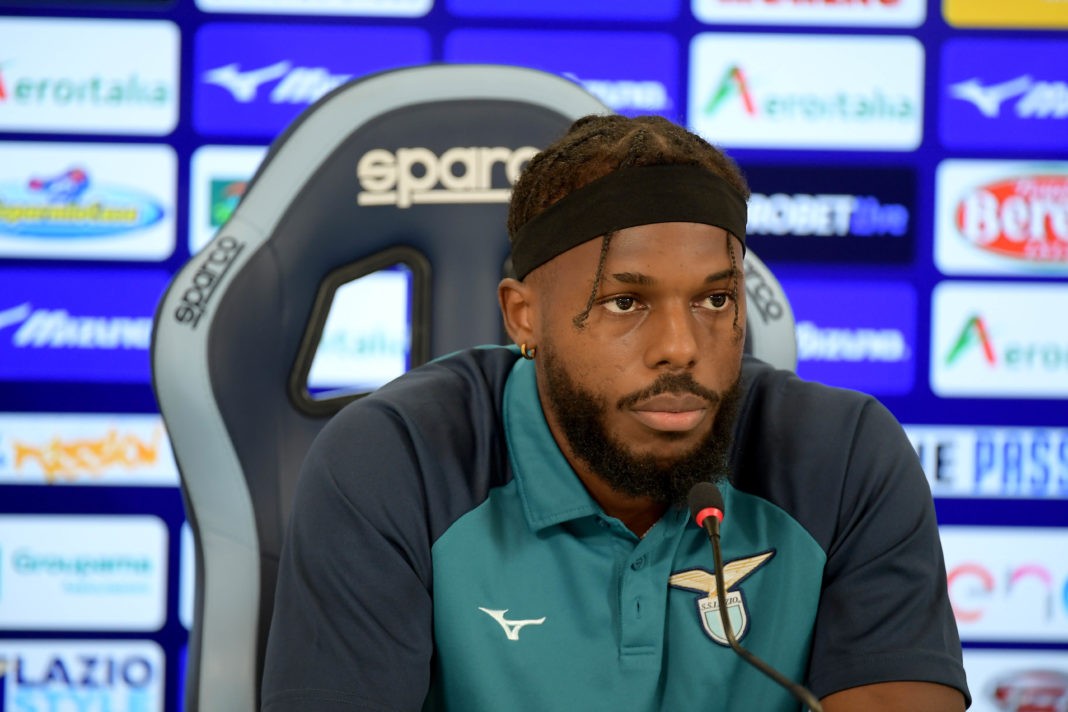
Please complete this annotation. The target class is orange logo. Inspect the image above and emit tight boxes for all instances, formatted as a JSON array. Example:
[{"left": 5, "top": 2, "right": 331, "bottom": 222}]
[{"left": 13, "top": 427, "right": 163, "bottom": 483}]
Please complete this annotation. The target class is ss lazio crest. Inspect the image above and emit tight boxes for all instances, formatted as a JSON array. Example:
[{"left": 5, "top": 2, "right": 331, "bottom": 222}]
[{"left": 669, "top": 550, "right": 775, "bottom": 646}]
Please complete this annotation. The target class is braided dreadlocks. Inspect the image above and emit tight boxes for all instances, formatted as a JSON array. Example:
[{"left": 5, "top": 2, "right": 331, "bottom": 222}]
[{"left": 507, "top": 114, "right": 750, "bottom": 329}]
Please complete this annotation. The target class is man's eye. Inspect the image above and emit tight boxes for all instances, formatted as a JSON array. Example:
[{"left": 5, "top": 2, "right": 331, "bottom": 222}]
[
  {"left": 702, "top": 293, "right": 730, "bottom": 311},
  {"left": 605, "top": 296, "right": 638, "bottom": 313}
]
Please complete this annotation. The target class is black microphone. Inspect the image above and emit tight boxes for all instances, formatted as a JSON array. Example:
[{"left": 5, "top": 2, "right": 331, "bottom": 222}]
[{"left": 687, "top": 482, "right": 824, "bottom": 712}]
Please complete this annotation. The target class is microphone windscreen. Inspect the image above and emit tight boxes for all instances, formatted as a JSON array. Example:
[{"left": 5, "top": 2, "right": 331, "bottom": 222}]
[{"left": 687, "top": 481, "right": 725, "bottom": 523}]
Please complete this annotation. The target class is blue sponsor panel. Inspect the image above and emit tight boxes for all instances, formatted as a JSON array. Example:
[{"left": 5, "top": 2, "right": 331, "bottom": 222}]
[
  {"left": 743, "top": 164, "right": 916, "bottom": 264},
  {"left": 444, "top": 30, "right": 678, "bottom": 119},
  {"left": 445, "top": 0, "right": 678, "bottom": 20},
  {"left": 0, "top": 268, "right": 169, "bottom": 383},
  {"left": 193, "top": 23, "right": 431, "bottom": 138},
  {"left": 780, "top": 279, "right": 916, "bottom": 396},
  {"left": 906, "top": 425, "right": 1068, "bottom": 499},
  {"left": 940, "top": 38, "right": 1068, "bottom": 151},
  {"left": 0, "top": 640, "right": 165, "bottom": 711}
]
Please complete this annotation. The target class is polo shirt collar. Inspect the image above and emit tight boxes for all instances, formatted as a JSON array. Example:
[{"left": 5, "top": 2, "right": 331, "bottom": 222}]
[{"left": 502, "top": 356, "right": 603, "bottom": 532}]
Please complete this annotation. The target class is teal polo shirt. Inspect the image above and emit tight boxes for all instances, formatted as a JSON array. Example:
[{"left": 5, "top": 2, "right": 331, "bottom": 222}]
[
  {"left": 426, "top": 356, "right": 826, "bottom": 711},
  {"left": 264, "top": 346, "right": 969, "bottom": 711}
]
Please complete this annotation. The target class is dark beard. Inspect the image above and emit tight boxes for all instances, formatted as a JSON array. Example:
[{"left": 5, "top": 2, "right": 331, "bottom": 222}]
[{"left": 540, "top": 346, "right": 742, "bottom": 505}]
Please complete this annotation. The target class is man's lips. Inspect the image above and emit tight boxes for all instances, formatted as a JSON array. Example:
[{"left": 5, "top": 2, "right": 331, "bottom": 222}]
[{"left": 630, "top": 394, "right": 711, "bottom": 432}]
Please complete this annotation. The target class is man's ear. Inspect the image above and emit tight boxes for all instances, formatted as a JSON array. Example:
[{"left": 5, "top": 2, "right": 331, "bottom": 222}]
[{"left": 498, "top": 277, "right": 536, "bottom": 347}]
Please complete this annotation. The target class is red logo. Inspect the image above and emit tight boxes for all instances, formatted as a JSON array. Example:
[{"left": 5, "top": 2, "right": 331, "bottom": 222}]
[
  {"left": 990, "top": 669, "right": 1068, "bottom": 712},
  {"left": 955, "top": 175, "right": 1068, "bottom": 262}
]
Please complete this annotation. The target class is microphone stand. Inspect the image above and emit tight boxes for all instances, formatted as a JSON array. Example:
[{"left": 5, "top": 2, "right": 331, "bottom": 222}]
[{"left": 704, "top": 517, "right": 824, "bottom": 712}]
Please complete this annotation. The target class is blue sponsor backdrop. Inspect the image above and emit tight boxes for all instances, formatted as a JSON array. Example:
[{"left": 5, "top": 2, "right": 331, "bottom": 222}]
[
  {"left": 0, "top": 268, "right": 169, "bottom": 383},
  {"left": 1, "top": 2, "right": 1067, "bottom": 711},
  {"left": 940, "top": 38, "right": 1068, "bottom": 151},
  {"left": 743, "top": 164, "right": 916, "bottom": 264},
  {"left": 444, "top": 29, "right": 679, "bottom": 120},
  {"left": 781, "top": 278, "right": 916, "bottom": 396},
  {"left": 194, "top": 23, "right": 431, "bottom": 138}
]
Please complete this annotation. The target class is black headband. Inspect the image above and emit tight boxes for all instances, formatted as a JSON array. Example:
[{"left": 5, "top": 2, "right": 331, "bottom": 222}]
[{"left": 510, "top": 164, "right": 748, "bottom": 280}]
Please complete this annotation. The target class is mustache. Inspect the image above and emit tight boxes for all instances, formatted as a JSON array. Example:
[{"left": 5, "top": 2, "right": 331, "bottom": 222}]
[{"left": 616, "top": 372, "right": 722, "bottom": 410}]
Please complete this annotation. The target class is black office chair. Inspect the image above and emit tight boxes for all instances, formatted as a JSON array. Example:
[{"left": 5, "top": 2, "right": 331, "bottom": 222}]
[{"left": 151, "top": 64, "right": 796, "bottom": 712}]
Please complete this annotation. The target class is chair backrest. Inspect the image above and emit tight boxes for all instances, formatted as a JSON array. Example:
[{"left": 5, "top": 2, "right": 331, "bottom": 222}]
[{"left": 151, "top": 63, "right": 796, "bottom": 712}]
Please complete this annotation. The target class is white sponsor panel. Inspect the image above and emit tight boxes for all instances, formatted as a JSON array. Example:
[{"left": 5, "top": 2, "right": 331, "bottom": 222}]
[
  {"left": 0, "top": 413, "right": 178, "bottom": 486},
  {"left": 308, "top": 270, "right": 411, "bottom": 393},
  {"left": 963, "top": 649, "right": 1068, "bottom": 712},
  {"left": 936, "top": 160, "right": 1068, "bottom": 276},
  {"left": 0, "top": 18, "right": 179, "bottom": 135},
  {"left": 931, "top": 282, "right": 1068, "bottom": 398},
  {"left": 0, "top": 515, "right": 168, "bottom": 631},
  {"left": 189, "top": 145, "right": 268, "bottom": 254},
  {"left": 0, "top": 142, "right": 177, "bottom": 260},
  {"left": 688, "top": 34, "right": 924, "bottom": 150},
  {"left": 0, "top": 639, "right": 165, "bottom": 711},
  {"left": 941, "top": 526, "right": 1068, "bottom": 642},
  {"left": 179, "top": 522, "right": 195, "bottom": 630},
  {"left": 692, "top": 0, "right": 926, "bottom": 27},
  {"left": 905, "top": 425, "right": 1068, "bottom": 498},
  {"left": 195, "top": 0, "right": 430, "bottom": 15}
]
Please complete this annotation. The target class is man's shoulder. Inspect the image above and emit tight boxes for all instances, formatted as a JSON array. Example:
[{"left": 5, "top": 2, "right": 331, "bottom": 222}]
[{"left": 316, "top": 345, "right": 520, "bottom": 457}]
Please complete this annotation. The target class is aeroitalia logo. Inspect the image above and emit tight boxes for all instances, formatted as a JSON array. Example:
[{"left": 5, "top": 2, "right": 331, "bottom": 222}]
[
  {"left": 931, "top": 282, "right": 1068, "bottom": 398},
  {"left": 945, "top": 316, "right": 997, "bottom": 366},
  {"left": 705, "top": 65, "right": 757, "bottom": 116},
  {"left": 688, "top": 34, "right": 923, "bottom": 150},
  {"left": 0, "top": 18, "right": 179, "bottom": 135}
]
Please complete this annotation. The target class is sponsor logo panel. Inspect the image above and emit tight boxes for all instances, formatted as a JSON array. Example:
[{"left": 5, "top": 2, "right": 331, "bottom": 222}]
[
  {"left": 444, "top": 30, "right": 677, "bottom": 118},
  {"left": 935, "top": 160, "right": 1068, "bottom": 276},
  {"left": 905, "top": 425, "right": 1068, "bottom": 499},
  {"left": 0, "top": 18, "right": 179, "bottom": 136},
  {"left": 0, "top": 413, "right": 178, "bottom": 487},
  {"left": 931, "top": 282, "right": 1068, "bottom": 398},
  {"left": 0, "top": 141, "right": 176, "bottom": 261},
  {"left": 194, "top": 23, "right": 431, "bottom": 138},
  {"left": 693, "top": 0, "right": 926, "bottom": 27},
  {"left": 196, "top": 0, "right": 430, "bottom": 14},
  {"left": 688, "top": 33, "right": 924, "bottom": 150},
  {"left": 778, "top": 279, "right": 916, "bottom": 395},
  {"left": 445, "top": 0, "right": 678, "bottom": 20},
  {"left": 743, "top": 164, "right": 915, "bottom": 264},
  {"left": 940, "top": 39, "right": 1068, "bottom": 152},
  {"left": 963, "top": 649, "right": 1068, "bottom": 712},
  {"left": 0, "top": 639, "right": 165, "bottom": 711},
  {"left": 944, "top": 0, "right": 1068, "bottom": 29},
  {"left": 0, "top": 268, "right": 170, "bottom": 383},
  {"left": 940, "top": 526, "right": 1068, "bottom": 642},
  {"left": 0, "top": 515, "right": 168, "bottom": 631},
  {"left": 189, "top": 145, "right": 268, "bottom": 254}
]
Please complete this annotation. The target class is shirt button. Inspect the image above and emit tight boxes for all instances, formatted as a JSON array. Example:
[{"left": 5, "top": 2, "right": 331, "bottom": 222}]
[{"left": 630, "top": 556, "right": 646, "bottom": 570}]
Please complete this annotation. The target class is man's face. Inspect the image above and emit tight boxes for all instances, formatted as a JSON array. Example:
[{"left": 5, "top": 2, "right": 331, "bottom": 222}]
[{"left": 530, "top": 222, "right": 746, "bottom": 502}]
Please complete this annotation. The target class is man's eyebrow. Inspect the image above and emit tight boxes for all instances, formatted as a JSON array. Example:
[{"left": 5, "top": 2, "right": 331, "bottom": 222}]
[{"left": 607, "top": 267, "right": 737, "bottom": 286}]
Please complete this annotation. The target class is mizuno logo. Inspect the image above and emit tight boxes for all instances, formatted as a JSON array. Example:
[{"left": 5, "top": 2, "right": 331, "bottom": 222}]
[
  {"left": 203, "top": 61, "right": 350, "bottom": 105},
  {"left": 478, "top": 607, "right": 546, "bottom": 641},
  {"left": 950, "top": 76, "right": 1068, "bottom": 119}
]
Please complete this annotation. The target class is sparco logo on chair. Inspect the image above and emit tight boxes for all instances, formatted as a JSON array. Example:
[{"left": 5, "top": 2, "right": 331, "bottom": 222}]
[{"left": 356, "top": 146, "right": 539, "bottom": 208}]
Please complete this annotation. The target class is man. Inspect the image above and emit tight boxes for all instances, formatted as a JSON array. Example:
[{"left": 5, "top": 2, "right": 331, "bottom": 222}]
[{"left": 262, "top": 114, "right": 969, "bottom": 711}]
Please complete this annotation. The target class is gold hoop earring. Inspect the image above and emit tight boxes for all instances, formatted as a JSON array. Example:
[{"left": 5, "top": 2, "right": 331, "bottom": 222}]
[{"left": 520, "top": 343, "right": 537, "bottom": 360}]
